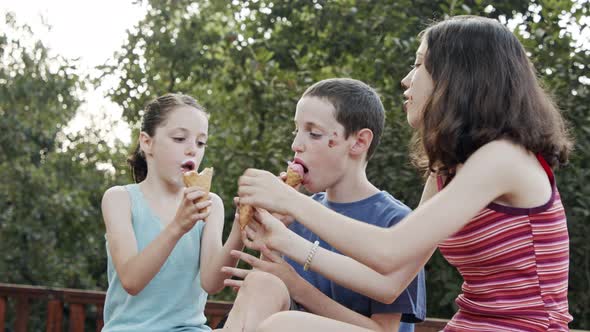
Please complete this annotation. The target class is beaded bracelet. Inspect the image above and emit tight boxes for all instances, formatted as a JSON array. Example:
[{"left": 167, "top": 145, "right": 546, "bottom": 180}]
[{"left": 303, "top": 240, "right": 320, "bottom": 271}]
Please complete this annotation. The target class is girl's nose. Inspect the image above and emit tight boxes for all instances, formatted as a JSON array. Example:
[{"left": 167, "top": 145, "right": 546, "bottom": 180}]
[
  {"left": 401, "top": 73, "right": 411, "bottom": 90},
  {"left": 185, "top": 142, "right": 197, "bottom": 156}
]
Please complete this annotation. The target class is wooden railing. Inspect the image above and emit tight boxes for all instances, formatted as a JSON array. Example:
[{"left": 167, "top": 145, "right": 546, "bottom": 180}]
[
  {"left": 0, "top": 282, "right": 237, "bottom": 332},
  {"left": 0, "top": 283, "right": 104, "bottom": 331},
  {"left": 0, "top": 283, "right": 236, "bottom": 331},
  {"left": 0, "top": 283, "right": 446, "bottom": 331},
  {"left": 1, "top": 283, "right": 586, "bottom": 332}
]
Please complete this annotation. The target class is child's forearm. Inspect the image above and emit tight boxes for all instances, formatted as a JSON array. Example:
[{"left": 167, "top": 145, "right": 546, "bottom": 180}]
[
  {"left": 282, "top": 196, "right": 392, "bottom": 271},
  {"left": 288, "top": 149, "right": 513, "bottom": 276},
  {"left": 280, "top": 231, "right": 397, "bottom": 303},
  {"left": 285, "top": 193, "right": 424, "bottom": 275},
  {"left": 115, "top": 223, "right": 184, "bottom": 295},
  {"left": 200, "top": 219, "right": 243, "bottom": 294},
  {"left": 291, "top": 277, "right": 391, "bottom": 331},
  {"left": 277, "top": 229, "right": 431, "bottom": 304},
  {"left": 218, "top": 221, "right": 246, "bottom": 269}
]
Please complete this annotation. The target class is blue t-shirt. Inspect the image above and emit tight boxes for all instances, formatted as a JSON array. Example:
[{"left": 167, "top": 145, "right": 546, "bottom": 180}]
[
  {"left": 286, "top": 191, "right": 426, "bottom": 332},
  {"left": 103, "top": 184, "right": 210, "bottom": 332}
]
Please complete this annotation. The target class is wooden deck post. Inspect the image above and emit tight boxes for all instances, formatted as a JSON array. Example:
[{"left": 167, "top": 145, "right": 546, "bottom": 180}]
[
  {"left": 0, "top": 296, "right": 6, "bottom": 332},
  {"left": 15, "top": 295, "right": 30, "bottom": 332},
  {"left": 68, "top": 303, "right": 85, "bottom": 332},
  {"left": 46, "top": 299, "right": 63, "bottom": 332},
  {"left": 96, "top": 304, "right": 104, "bottom": 332}
]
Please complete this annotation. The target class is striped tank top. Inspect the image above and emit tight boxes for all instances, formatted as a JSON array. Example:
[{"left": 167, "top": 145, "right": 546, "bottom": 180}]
[{"left": 437, "top": 154, "right": 572, "bottom": 331}]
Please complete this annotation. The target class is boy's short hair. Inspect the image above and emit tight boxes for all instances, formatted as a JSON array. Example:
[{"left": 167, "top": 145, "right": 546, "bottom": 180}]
[{"left": 302, "top": 78, "right": 385, "bottom": 160}]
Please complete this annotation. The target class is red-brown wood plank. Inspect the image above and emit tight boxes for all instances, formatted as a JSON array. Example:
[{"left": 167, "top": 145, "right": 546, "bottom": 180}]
[
  {"left": 46, "top": 299, "right": 63, "bottom": 332},
  {"left": 0, "top": 296, "right": 6, "bottom": 332},
  {"left": 15, "top": 296, "right": 30, "bottom": 332},
  {"left": 96, "top": 304, "right": 104, "bottom": 332},
  {"left": 68, "top": 303, "right": 85, "bottom": 332}
]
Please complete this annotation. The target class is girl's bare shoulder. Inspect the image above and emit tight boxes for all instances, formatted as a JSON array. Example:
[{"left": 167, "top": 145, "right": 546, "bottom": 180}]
[{"left": 102, "top": 185, "right": 132, "bottom": 215}]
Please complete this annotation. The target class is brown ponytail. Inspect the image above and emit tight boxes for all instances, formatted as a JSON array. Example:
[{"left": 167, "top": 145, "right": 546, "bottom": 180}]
[{"left": 127, "top": 144, "right": 148, "bottom": 183}]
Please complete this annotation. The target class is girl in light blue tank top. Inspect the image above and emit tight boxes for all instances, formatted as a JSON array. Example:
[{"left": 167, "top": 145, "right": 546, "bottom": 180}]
[{"left": 101, "top": 94, "right": 244, "bottom": 332}]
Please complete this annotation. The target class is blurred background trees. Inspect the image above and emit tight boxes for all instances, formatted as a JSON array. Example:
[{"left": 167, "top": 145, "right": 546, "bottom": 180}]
[{"left": 1, "top": 0, "right": 588, "bottom": 328}]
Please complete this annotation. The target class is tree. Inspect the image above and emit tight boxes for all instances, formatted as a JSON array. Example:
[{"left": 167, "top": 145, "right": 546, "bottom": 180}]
[{"left": 0, "top": 11, "right": 128, "bottom": 293}]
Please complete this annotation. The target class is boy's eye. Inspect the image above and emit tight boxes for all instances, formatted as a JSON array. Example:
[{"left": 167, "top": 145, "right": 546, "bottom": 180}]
[
  {"left": 197, "top": 141, "right": 208, "bottom": 148},
  {"left": 173, "top": 137, "right": 185, "bottom": 142},
  {"left": 292, "top": 128, "right": 323, "bottom": 139}
]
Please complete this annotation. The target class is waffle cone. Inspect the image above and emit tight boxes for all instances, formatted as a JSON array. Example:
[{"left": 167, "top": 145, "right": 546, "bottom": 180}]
[
  {"left": 183, "top": 167, "right": 214, "bottom": 212},
  {"left": 239, "top": 166, "right": 302, "bottom": 229},
  {"left": 285, "top": 168, "right": 303, "bottom": 187}
]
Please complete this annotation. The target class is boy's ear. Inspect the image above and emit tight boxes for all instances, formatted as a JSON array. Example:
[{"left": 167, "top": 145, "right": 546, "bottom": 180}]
[
  {"left": 139, "top": 132, "right": 153, "bottom": 156},
  {"left": 350, "top": 128, "right": 373, "bottom": 157}
]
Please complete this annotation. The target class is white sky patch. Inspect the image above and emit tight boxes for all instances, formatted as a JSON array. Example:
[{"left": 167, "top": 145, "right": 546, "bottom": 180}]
[{"left": 2, "top": 0, "right": 148, "bottom": 146}]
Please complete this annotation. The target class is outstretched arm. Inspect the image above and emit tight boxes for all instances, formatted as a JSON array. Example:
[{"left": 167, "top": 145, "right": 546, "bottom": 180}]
[
  {"left": 234, "top": 171, "right": 437, "bottom": 304},
  {"left": 239, "top": 141, "right": 520, "bottom": 276},
  {"left": 199, "top": 194, "right": 244, "bottom": 294},
  {"left": 244, "top": 211, "right": 433, "bottom": 304},
  {"left": 286, "top": 142, "right": 519, "bottom": 274},
  {"left": 224, "top": 247, "right": 401, "bottom": 331}
]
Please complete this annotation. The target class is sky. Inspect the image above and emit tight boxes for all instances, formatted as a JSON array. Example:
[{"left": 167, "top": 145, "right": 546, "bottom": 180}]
[{"left": 2, "top": 0, "right": 148, "bottom": 145}]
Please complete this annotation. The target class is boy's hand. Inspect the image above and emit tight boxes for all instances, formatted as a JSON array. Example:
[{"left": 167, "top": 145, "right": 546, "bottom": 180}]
[
  {"left": 172, "top": 187, "right": 211, "bottom": 235},
  {"left": 222, "top": 246, "right": 298, "bottom": 292},
  {"left": 241, "top": 208, "right": 288, "bottom": 251},
  {"left": 238, "top": 169, "right": 299, "bottom": 215}
]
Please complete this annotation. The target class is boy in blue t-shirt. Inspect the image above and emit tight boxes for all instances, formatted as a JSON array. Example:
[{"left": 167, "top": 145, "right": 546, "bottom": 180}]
[
  {"left": 287, "top": 192, "right": 425, "bottom": 329},
  {"left": 220, "top": 78, "right": 426, "bottom": 332}
]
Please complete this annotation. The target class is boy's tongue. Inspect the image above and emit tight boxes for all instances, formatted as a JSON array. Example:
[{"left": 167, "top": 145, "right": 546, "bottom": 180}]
[{"left": 289, "top": 163, "right": 305, "bottom": 178}]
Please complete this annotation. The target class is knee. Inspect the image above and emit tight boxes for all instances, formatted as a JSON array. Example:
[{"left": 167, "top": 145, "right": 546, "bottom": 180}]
[
  {"left": 256, "top": 311, "right": 300, "bottom": 332},
  {"left": 241, "top": 271, "right": 290, "bottom": 309},
  {"left": 243, "top": 271, "right": 288, "bottom": 296}
]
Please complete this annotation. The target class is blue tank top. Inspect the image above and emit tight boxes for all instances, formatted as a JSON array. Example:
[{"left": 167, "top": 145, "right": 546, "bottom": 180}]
[{"left": 102, "top": 184, "right": 210, "bottom": 332}]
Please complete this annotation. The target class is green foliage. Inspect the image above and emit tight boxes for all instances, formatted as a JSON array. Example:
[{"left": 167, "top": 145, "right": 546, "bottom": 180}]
[{"left": 0, "top": 14, "right": 127, "bottom": 290}]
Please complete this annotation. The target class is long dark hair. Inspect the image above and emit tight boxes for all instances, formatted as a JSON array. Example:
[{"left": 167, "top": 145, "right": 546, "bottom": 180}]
[
  {"left": 128, "top": 93, "right": 206, "bottom": 183},
  {"left": 410, "top": 16, "right": 573, "bottom": 174}
]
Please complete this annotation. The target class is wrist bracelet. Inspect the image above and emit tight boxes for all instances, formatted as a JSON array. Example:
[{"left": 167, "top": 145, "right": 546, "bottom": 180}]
[{"left": 303, "top": 240, "right": 320, "bottom": 271}]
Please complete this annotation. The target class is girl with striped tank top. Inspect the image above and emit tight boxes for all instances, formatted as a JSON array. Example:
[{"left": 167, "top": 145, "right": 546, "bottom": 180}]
[
  {"left": 101, "top": 94, "right": 244, "bottom": 332},
  {"left": 235, "top": 16, "right": 573, "bottom": 331}
]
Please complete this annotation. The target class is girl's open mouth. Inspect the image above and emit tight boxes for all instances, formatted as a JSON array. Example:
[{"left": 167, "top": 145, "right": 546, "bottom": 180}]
[{"left": 180, "top": 160, "right": 195, "bottom": 173}]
